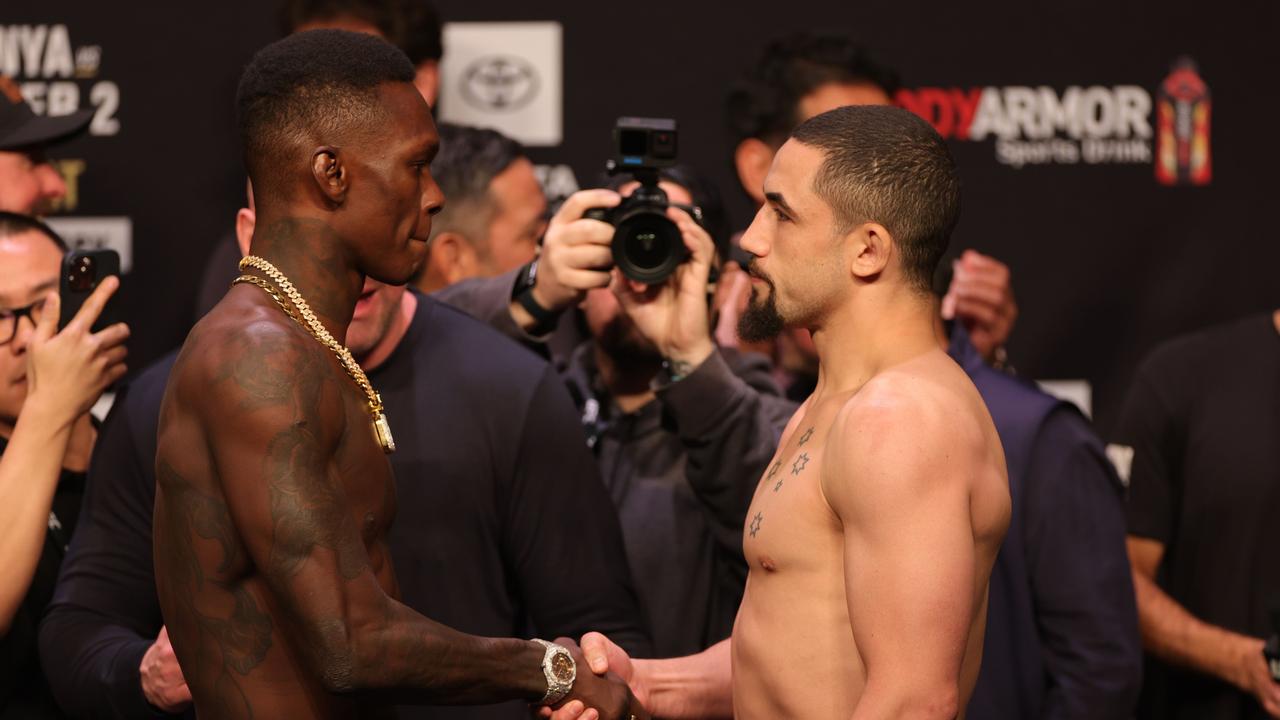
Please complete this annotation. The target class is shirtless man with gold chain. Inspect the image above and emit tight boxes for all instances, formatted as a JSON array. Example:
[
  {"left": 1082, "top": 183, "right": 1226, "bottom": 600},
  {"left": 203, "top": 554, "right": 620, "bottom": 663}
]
[
  {"left": 153, "top": 30, "right": 639, "bottom": 719},
  {"left": 548, "top": 105, "right": 1010, "bottom": 720}
]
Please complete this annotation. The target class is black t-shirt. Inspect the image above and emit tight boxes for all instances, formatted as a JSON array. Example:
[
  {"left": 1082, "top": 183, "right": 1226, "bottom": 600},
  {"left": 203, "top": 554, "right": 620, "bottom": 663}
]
[
  {"left": 1115, "top": 313, "right": 1280, "bottom": 720},
  {"left": 0, "top": 435, "right": 83, "bottom": 719}
]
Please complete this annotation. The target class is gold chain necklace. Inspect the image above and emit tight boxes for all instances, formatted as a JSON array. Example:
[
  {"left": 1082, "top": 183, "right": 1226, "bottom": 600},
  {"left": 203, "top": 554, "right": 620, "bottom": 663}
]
[{"left": 232, "top": 256, "right": 396, "bottom": 453}]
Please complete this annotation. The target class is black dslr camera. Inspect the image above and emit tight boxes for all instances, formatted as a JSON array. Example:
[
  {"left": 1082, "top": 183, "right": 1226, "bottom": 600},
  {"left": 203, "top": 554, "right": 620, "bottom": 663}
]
[{"left": 585, "top": 117, "right": 701, "bottom": 284}]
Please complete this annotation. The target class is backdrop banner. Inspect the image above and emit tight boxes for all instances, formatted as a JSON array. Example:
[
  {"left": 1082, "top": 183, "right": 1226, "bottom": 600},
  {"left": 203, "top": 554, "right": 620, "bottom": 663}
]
[{"left": 6, "top": 0, "right": 1277, "bottom": 435}]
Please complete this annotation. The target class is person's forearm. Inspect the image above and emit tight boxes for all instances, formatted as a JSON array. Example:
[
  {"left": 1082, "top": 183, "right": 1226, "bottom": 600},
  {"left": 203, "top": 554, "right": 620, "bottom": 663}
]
[
  {"left": 0, "top": 400, "right": 76, "bottom": 633},
  {"left": 335, "top": 601, "right": 549, "bottom": 704},
  {"left": 37, "top": 606, "right": 159, "bottom": 719},
  {"left": 633, "top": 639, "right": 733, "bottom": 719},
  {"left": 1132, "top": 569, "right": 1258, "bottom": 689}
]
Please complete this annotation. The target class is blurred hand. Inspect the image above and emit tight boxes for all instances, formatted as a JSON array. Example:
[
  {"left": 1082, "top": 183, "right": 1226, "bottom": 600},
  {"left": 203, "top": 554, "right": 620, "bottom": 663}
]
[
  {"left": 24, "top": 276, "right": 128, "bottom": 423},
  {"left": 1234, "top": 637, "right": 1280, "bottom": 718},
  {"left": 612, "top": 207, "right": 716, "bottom": 370},
  {"left": 532, "top": 189, "right": 622, "bottom": 313},
  {"left": 139, "top": 626, "right": 192, "bottom": 713},
  {"left": 940, "top": 249, "right": 1017, "bottom": 362},
  {"left": 711, "top": 260, "right": 750, "bottom": 350},
  {"left": 541, "top": 633, "right": 647, "bottom": 720}
]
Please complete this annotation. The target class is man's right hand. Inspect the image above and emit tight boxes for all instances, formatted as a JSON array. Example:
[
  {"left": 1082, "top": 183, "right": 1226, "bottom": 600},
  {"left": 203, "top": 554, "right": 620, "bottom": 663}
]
[
  {"left": 528, "top": 190, "right": 621, "bottom": 313},
  {"left": 542, "top": 633, "right": 646, "bottom": 720},
  {"left": 139, "top": 626, "right": 192, "bottom": 713},
  {"left": 24, "top": 277, "right": 129, "bottom": 423}
]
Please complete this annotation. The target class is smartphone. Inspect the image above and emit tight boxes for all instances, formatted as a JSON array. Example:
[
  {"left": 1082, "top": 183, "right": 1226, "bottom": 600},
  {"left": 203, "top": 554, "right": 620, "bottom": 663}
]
[{"left": 59, "top": 249, "right": 120, "bottom": 331}]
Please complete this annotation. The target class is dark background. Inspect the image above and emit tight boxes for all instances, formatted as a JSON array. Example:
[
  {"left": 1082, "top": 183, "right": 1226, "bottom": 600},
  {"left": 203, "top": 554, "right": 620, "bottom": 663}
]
[{"left": 9, "top": 0, "right": 1279, "bottom": 434}]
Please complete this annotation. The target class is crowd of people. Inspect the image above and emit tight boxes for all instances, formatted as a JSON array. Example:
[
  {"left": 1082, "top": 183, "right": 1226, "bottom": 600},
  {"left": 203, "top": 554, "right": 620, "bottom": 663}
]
[{"left": 0, "top": 1, "right": 1276, "bottom": 719}]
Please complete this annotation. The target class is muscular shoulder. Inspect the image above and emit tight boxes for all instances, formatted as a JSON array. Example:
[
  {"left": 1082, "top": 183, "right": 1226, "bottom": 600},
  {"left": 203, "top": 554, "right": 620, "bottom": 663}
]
[
  {"left": 173, "top": 300, "right": 333, "bottom": 421},
  {"left": 823, "top": 360, "right": 995, "bottom": 516}
]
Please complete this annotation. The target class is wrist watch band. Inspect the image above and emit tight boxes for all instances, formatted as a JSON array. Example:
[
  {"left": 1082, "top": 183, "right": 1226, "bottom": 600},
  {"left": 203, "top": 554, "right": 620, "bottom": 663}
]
[
  {"left": 531, "top": 638, "right": 576, "bottom": 706},
  {"left": 512, "top": 259, "right": 560, "bottom": 335}
]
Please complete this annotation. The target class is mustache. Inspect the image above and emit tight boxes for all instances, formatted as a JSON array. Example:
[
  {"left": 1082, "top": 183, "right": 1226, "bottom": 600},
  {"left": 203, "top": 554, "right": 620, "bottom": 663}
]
[{"left": 745, "top": 259, "right": 774, "bottom": 287}]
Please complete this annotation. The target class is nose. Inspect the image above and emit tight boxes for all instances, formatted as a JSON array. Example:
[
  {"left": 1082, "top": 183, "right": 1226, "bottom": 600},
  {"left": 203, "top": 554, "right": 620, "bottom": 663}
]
[
  {"left": 423, "top": 176, "right": 445, "bottom": 218},
  {"left": 36, "top": 162, "right": 67, "bottom": 202},
  {"left": 738, "top": 205, "right": 771, "bottom": 260},
  {"left": 10, "top": 312, "right": 37, "bottom": 355}
]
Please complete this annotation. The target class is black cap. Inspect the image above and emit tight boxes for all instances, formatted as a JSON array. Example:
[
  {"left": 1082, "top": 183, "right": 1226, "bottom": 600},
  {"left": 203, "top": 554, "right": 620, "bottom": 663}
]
[{"left": 0, "top": 75, "right": 92, "bottom": 152}]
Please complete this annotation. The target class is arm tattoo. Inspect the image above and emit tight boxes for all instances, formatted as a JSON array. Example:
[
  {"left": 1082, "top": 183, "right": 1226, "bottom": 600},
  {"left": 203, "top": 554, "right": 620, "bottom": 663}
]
[
  {"left": 156, "top": 460, "right": 273, "bottom": 718},
  {"left": 798, "top": 427, "right": 814, "bottom": 445}
]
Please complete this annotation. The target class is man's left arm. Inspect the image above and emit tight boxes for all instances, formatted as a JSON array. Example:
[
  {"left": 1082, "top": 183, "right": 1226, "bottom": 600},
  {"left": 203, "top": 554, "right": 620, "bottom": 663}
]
[
  {"left": 824, "top": 399, "right": 993, "bottom": 720},
  {"left": 1023, "top": 408, "right": 1142, "bottom": 720},
  {"left": 505, "top": 367, "right": 653, "bottom": 658}
]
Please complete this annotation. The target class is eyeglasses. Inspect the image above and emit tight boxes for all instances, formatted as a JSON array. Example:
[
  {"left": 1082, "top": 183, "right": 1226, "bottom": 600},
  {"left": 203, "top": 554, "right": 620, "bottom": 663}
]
[{"left": 0, "top": 299, "right": 46, "bottom": 346}]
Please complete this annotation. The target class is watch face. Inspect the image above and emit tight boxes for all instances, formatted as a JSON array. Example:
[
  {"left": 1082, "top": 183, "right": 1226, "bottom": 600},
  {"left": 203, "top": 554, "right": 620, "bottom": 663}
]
[{"left": 550, "top": 651, "right": 575, "bottom": 683}]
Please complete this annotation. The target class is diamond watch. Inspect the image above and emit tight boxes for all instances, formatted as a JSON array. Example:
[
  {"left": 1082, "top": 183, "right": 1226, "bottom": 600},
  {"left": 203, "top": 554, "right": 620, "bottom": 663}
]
[{"left": 532, "top": 638, "right": 576, "bottom": 706}]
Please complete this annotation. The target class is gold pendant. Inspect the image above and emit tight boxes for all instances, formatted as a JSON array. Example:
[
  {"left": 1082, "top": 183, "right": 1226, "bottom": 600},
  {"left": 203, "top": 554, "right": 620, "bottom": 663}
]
[{"left": 373, "top": 412, "right": 396, "bottom": 454}]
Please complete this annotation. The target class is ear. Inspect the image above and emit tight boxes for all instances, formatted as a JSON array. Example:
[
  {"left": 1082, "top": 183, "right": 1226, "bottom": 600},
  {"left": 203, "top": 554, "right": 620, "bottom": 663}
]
[
  {"left": 235, "top": 207, "right": 256, "bottom": 256},
  {"left": 414, "top": 60, "right": 440, "bottom": 107},
  {"left": 310, "top": 147, "right": 347, "bottom": 205},
  {"left": 734, "top": 138, "right": 774, "bottom": 206},
  {"left": 848, "top": 222, "right": 894, "bottom": 282},
  {"left": 428, "top": 232, "right": 481, "bottom": 286}
]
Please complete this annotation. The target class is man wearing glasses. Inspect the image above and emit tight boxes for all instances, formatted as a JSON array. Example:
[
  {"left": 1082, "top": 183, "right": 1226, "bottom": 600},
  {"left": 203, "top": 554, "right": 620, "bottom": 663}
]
[{"left": 0, "top": 211, "right": 128, "bottom": 717}]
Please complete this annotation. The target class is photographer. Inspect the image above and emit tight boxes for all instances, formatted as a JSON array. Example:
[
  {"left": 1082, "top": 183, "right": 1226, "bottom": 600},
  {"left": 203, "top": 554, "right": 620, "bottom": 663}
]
[
  {"left": 0, "top": 212, "right": 128, "bottom": 718},
  {"left": 439, "top": 158, "right": 797, "bottom": 656}
]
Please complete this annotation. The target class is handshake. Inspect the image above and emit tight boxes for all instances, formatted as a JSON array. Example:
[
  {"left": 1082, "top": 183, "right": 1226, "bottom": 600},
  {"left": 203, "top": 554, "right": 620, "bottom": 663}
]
[{"left": 540, "top": 633, "right": 652, "bottom": 720}]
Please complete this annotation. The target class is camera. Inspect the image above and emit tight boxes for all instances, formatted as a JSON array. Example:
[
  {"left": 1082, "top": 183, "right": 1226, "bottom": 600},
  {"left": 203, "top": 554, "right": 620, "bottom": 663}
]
[{"left": 585, "top": 117, "right": 701, "bottom": 284}]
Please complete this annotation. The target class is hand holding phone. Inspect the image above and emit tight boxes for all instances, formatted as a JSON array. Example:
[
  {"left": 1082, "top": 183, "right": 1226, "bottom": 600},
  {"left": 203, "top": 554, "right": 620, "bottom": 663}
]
[{"left": 23, "top": 252, "right": 129, "bottom": 422}]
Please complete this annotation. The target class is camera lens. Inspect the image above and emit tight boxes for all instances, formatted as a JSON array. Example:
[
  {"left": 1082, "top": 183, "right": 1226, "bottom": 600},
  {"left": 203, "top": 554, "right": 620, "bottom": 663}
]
[
  {"left": 612, "top": 210, "right": 685, "bottom": 284},
  {"left": 69, "top": 256, "right": 97, "bottom": 292}
]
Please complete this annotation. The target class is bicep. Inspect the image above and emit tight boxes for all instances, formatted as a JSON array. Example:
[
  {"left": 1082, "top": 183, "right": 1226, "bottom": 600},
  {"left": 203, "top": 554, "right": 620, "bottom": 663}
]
[
  {"left": 197, "top": 342, "right": 383, "bottom": 634},
  {"left": 827, "top": 414, "right": 977, "bottom": 689},
  {"left": 840, "top": 480, "right": 975, "bottom": 684}
]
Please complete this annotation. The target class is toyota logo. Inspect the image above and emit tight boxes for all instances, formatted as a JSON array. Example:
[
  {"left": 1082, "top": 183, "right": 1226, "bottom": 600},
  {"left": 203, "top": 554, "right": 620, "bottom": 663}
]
[{"left": 460, "top": 55, "right": 540, "bottom": 112}]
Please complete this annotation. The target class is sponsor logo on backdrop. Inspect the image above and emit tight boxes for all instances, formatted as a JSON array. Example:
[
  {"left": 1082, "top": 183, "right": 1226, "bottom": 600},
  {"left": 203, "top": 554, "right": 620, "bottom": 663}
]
[
  {"left": 534, "top": 163, "right": 579, "bottom": 203},
  {"left": 461, "top": 55, "right": 540, "bottom": 112},
  {"left": 1, "top": 24, "right": 131, "bottom": 268},
  {"left": 44, "top": 216, "right": 133, "bottom": 272},
  {"left": 896, "top": 59, "right": 1210, "bottom": 184},
  {"left": 0, "top": 24, "right": 120, "bottom": 136},
  {"left": 1155, "top": 57, "right": 1211, "bottom": 186},
  {"left": 439, "top": 22, "right": 562, "bottom": 146}
]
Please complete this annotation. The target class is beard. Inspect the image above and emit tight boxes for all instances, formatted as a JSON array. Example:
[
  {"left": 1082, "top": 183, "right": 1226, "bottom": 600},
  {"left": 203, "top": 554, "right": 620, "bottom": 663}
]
[{"left": 738, "top": 264, "right": 786, "bottom": 342}]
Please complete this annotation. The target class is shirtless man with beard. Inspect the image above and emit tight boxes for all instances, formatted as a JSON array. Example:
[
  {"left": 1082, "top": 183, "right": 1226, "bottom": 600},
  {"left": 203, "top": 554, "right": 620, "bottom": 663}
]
[
  {"left": 153, "top": 30, "right": 637, "bottom": 719},
  {"left": 548, "top": 105, "right": 1010, "bottom": 720}
]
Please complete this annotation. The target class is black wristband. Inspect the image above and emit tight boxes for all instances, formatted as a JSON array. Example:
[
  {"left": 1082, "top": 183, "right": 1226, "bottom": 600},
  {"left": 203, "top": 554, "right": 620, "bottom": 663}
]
[{"left": 516, "top": 288, "right": 559, "bottom": 335}]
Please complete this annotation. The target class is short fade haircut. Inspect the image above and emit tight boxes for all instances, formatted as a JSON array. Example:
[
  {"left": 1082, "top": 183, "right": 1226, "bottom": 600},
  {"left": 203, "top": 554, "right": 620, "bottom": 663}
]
[
  {"left": 236, "top": 29, "right": 416, "bottom": 200},
  {"left": 0, "top": 211, "right": 67, "bottom": 252},
  {"left": 279, "top": 0, "right": 443, "bottom": 65},
  {"left": 790, "top": 105, "right": 959, "bottom": 294},
  {"left": 425, "top": 123, "right": 524, "bottom": 251},
  {"left": 726, "top": 32, "right": 900, "bottom": 147}
]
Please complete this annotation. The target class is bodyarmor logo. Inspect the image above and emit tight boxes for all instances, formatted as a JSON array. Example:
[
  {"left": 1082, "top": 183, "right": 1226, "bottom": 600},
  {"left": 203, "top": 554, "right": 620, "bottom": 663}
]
[
  {"left": 898, "top": 85, "right": 1154, "bottom": 169},
  {"left": 460, "top": 55, "right": 539, "bottom": 112}
]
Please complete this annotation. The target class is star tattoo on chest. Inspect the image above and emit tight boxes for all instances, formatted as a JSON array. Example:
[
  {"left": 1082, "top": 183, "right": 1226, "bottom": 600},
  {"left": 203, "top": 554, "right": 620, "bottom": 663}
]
[
  {"left": 798, "top": 427, "right": 814, "bottom": 446},
  {"left": 749, "top": 512, "right": 763, "bottom": 538},
  {"left": 792, "top": 452, "right": 810, "bottom": 476},
  {"left": 766, "top": 460, "right": 782, "bottom": 481}
]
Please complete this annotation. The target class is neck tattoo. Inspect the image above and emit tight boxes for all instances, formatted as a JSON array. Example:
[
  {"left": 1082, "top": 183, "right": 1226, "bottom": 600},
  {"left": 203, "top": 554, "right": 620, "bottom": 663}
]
[{"left": 233, "top": 255, "right": 396, "bottom": 453}]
